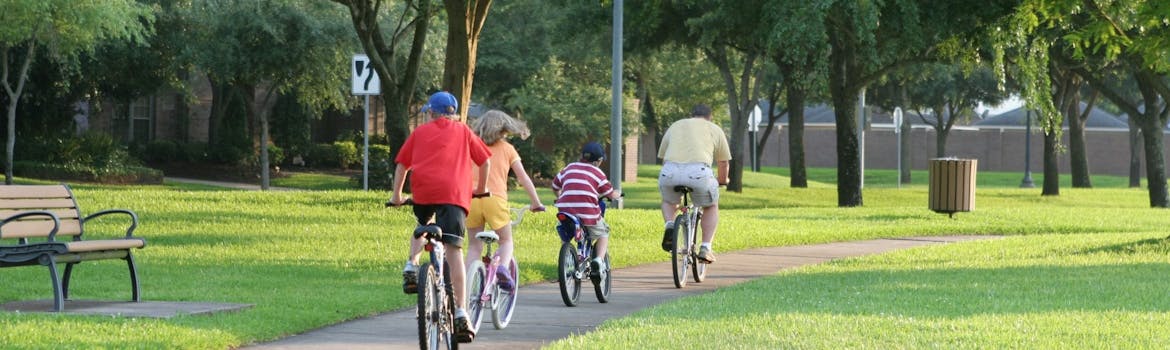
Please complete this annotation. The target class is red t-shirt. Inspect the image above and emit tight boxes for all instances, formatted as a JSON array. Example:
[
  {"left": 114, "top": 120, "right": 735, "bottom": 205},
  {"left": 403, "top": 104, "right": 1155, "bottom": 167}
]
[
  {"left": 551, "top": 162, "right": 613, "bottom": 225},
  {"left": 396, "top": 118, "right": 491, "bottom": 213}
]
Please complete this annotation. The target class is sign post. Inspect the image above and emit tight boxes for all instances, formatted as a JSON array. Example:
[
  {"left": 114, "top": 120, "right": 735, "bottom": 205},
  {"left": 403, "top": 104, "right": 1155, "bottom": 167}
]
[
  {"left": 893, "top": 107, "right": 903, "bottom": 188},
  {"left": 748, "top": 105, "right": 762, "bottom": 172},
  {"left": 352, "top": 54, "right": 381, "bottom": 191}
]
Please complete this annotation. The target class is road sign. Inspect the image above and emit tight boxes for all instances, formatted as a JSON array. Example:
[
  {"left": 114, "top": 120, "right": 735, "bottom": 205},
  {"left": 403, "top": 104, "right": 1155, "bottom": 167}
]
[
  {"left": 351, "top": 54, "right": 380, "bottom": 95},
  {"left": 748, "top": 105, "right": 762, "bottom": 132},
  {"left": 893, "top": 107, "right": 903, "bottom": 134}
]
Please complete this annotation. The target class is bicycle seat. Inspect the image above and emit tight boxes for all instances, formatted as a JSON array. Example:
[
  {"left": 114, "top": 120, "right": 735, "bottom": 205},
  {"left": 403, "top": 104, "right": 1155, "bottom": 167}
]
[
  {"left": 673, "top": 185, "right": 693, "bottom": 193},
  {"left": 413, "top": 225, "right": 443, "bottom": 240},
  {"left": 475, "top": 230, "right": 500, "bottom": 243}
]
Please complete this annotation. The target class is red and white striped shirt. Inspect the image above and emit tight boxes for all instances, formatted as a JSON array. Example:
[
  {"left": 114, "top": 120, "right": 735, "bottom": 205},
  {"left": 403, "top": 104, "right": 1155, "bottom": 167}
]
[{"left": 551, "top": 162, "right": 614, "bottom": 225}]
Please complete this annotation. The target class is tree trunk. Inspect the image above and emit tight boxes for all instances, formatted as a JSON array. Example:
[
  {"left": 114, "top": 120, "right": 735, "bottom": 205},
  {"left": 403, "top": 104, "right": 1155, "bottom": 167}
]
[
  {"left": 1068, "top": 92, "right": 1093, "bottom": 188},
  {"left": 827, "top": 16, "right": 862, "bottom": 207},
  {"left": 1042, "top": 130, "right": 1060, "bottom": 196},
  {"left": 786, "top": 89, "right": 807, "bottom": 188},
  {"left": 442, "top": 0, "right": 493, "bottom": 122},
  {"left": 705, "top": 46, "right": 755, "bottom": 193},
  {"left": 1137, "top": 115, "right": 1169, "bottom": 207},
  {"left": 1128, "top": 117, "right": 1142, "bottom": 188},
  {"left": 2, "top": 42, "right": 36, "bottom": 185}
]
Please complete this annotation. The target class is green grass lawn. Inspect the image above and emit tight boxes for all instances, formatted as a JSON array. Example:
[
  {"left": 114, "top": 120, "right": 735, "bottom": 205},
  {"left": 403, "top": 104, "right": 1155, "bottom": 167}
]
[{"left": 1, "top": 166, "right": 1167, "bottom": 348}]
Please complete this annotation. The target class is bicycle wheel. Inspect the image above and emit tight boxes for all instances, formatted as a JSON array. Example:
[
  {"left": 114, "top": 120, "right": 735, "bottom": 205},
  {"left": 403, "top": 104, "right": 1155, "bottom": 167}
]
[
  {"left": 691, "top": 213, "right": 707, "bottom": 283},
  {"left": 492, "top": 259, "right": 519, "bottom": 329},
  {"left": 557, "top": 242, "right": 581, "bottom": 306},
  {"left": 464, "top": 260, "right": 487, "bottom": 331},
  {"left": 593, "top": 251, "right": 611, "bottom": 303},
  {"left": 417, "top": 262, "right": 456, "bottom": 350},
  {"left": 670, "top": 214, "right": 690, "bottom": 288}
]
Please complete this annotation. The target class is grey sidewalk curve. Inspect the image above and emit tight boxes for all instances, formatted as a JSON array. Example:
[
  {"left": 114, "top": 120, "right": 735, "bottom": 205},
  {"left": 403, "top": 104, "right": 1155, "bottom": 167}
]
[
  {"left": 246, "top": 235, "right": 996, "bottom": 350},
  {"left": 165, "top": 177, "right": 298, "bottom": 191}
]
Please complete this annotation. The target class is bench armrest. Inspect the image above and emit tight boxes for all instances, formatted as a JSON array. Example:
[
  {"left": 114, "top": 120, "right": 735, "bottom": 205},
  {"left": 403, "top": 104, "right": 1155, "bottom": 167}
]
[
  {"left": 0, "top": 211, "right": 62, "bottom": 241},
  {"left": 81, "top": 209, "right": 139, "bottom": 239}
]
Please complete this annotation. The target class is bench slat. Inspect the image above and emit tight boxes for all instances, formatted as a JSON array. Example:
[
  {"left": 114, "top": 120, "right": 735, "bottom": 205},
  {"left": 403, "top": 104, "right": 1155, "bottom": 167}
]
[
  {"left": 65, "top": 238, "right": 145, "bottom": 252},
  {"left": 0, "top": 220, "right": 82, "bottom": 239},
  {"left": 0, "top": 185, "right": 71, "bottom": 199},
  {"left": 0, "top": 198, "right": 78, "bottom": 210},
  {"left": 0, "top": 209, "right": 80, "bottom": 220}
]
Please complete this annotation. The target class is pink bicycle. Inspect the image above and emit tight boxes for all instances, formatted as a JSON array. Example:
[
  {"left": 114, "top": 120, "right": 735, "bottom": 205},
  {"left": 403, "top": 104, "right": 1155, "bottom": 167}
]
[{"left": 465, "top": 208, "right": 526, "bottom": 330}]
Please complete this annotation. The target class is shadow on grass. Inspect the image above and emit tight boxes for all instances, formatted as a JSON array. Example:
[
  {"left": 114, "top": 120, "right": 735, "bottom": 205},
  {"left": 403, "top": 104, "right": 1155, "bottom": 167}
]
[{"left": 670, "top": 263, "right": 1170, "bottom": 319}]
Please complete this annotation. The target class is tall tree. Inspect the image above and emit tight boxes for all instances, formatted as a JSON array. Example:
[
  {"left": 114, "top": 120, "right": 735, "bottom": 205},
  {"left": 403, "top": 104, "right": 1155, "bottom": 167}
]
[
  {"left": 823, "top": 0, "right": 1015, "bottom": 207},
  {"left": 1006, "top": 0, "right": 1170, "bottom": 206},
  {"left": 0, "top": 0, "right": 152, "bottom": 184},
  {"left": 186, "top": 0, "right": 352, "bottom": 189},
  {"left": 439, "top": 0, "right": 493, "bottom": 121},
  {"left": 763, "top": 1, "right": 829, "bottom": 188},
  {"left": 332, "top": 0, "right": 435, "bottom": 160}
]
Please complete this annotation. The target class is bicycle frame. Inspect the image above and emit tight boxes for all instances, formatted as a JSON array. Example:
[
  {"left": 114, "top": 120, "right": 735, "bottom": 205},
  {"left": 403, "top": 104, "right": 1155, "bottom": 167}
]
[
  {"left": 467, "top": 208, "right": 525, "bottom": 330},
  {"left": 415, "top": 224, "right": 457, "bottom": 350}
]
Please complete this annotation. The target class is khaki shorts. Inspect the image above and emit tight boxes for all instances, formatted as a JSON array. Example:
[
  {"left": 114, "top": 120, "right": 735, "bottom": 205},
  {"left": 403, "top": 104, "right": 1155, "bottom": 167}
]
[
  {"left": 467, "top": 195, "right": 510, "bottom": 230},
  {"left": 658, "top": 162, "right": 720, "bottom": 207},
  {"left": 584, "top": 217, "right": 610, "bottom": 239}
]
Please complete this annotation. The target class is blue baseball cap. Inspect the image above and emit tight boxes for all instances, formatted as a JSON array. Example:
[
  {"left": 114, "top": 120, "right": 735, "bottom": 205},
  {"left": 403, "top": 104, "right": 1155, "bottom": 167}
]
[
  {"left": 581, "top": 142, "right": 605, "bottom": 162},
  {"left": 422, "top": 91, "right": 458, "bottom": 114}
]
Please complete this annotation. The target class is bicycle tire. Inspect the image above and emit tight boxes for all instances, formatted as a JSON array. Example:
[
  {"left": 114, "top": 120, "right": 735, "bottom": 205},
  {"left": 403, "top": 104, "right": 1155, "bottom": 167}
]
[
  {"left": 671, "top": 214, "right": 690, "bottom": 288},
  {"left": 417, "top": 262, "right": 456, "bottom": 350},
  {"left": 492, "top": 259, "right": 518, "bottom": 329},
  {"left": 691, "top": 212, "right": 707, "bottom": 283},
  {"left": 465, "top": 260, "right": 487, "bottom": 331},
  {"left": 594, "top": 251, "right": 611, "bottom": 303},
  {"left": 557, "top": 242, "right": 581, "bottom": 306}
]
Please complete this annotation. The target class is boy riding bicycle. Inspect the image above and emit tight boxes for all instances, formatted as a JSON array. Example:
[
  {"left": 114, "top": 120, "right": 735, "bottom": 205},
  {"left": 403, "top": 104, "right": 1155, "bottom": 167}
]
[
  {"left": 388, "top": 91, "right": 490, "bottom": 343},
  {"left": 551, "top": 142, "right": 622, "bottom": 276}
]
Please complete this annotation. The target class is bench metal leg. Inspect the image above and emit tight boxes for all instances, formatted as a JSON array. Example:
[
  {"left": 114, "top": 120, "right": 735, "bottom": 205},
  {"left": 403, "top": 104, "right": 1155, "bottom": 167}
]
[
  {"left": 62, "top": 262, "right": 76, "bottom": 301},
  {"left": 39, "top": 255, "right": 65, "bottom": 312},
  {"left": 125, "top": 253, "right": 140, "bottom": 302}
]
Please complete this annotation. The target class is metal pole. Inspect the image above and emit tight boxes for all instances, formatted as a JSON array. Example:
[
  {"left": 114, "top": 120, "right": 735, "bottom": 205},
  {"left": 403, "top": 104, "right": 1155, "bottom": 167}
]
[
  {"left": 896, "top": 123, "right": 901, "bottom": 189},
  {"left": 610, "top": 0, "right": 623, "bottom": 207},
  {"left": 362, "top": 95, "right": 370, "bottom": 191},
  {"left": 857, "top": 88, "right": 866, "bottom": 189},
  {"left": 749, "top": 130, "right": 756, "bottom": 172},
  {"left": 1020, "top": 109, "right": 1035, "bottom": 188}
]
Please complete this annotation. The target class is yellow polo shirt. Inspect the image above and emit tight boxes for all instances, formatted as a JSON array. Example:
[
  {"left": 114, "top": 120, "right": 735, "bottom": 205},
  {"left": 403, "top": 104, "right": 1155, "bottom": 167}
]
[{"left": 657, "top": 118, "right": 732, "bottom": 164}]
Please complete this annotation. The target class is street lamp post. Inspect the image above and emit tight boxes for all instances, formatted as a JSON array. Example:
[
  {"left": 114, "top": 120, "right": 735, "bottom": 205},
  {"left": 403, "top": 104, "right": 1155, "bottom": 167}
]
[{"left": 1020, "top": 109, "right": 1035, "bottom": 188}]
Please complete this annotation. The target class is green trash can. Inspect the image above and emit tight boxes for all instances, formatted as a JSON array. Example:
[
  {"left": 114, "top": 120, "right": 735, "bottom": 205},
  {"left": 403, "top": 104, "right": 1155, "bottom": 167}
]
[{"left": 928, "top": 158, "right": 977, "bottom": 217}]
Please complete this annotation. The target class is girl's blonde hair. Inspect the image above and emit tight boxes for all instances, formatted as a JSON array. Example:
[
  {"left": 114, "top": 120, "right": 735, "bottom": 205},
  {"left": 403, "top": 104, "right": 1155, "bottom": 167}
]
[{"left": 471, "top": 110, "right": 530, "bottom": 145}]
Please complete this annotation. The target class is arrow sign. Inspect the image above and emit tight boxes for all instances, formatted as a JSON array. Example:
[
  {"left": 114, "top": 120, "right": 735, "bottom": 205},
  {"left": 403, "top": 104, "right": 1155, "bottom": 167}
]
[{"left": 352, "top": 54, "right": 381, "bottom": 95}]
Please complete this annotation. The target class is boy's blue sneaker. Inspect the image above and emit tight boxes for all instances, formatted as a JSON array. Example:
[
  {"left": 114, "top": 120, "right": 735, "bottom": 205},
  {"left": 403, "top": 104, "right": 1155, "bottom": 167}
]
[{"left": 495, "top": 265, "right": 515, "bottom": 292}]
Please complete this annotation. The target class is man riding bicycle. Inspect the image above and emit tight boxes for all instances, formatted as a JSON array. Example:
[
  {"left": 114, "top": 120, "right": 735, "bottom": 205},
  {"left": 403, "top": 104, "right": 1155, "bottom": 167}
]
[{"left": 657, "top": 104, "right": 731, "bottom": 263}]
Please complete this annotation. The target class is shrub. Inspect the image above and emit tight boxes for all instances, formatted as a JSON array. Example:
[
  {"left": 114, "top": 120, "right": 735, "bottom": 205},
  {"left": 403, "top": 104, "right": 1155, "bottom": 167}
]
[
  {"left": 181, "top": 142, "right": 210, "bottom": 162},
  {"left": 208, "top": 143, "right": 248, "bottom": 165},
  {"left": 12, "top": 161, "right": 164, "bottom": 184},
  {"left": 140, "top": 140, "right": 182, "bottom": 163},
  {"left": 334, "top": 141, "right": 359, "bottom": 169},
  {"left": 306, "top": 143, "right": 339, "bottom": 168},
  {"left": 354, "top": 144, "right": 394, "bottom": 189}
]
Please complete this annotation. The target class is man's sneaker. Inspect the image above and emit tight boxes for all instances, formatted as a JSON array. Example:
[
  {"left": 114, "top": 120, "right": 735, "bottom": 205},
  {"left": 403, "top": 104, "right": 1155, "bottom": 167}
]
[
  {"left": 402, "top": 267, "right": 419, "bottom": 294},
  {"left": 454, "top": 316, "right": 475, "bottom": 343},
  {"left": 661, "top": 226, "right": 675, "bottom": 252},
  {"left": 495, "top": 265, "right": 515, "bottom": 292},
  {"left": 697, "top": 246, "right": 717, "bottom": 263}
]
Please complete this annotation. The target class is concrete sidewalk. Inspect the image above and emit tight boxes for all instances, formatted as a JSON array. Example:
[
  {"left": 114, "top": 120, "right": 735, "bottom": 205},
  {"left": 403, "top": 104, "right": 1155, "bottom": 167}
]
[
  {"left": 246, "top": 235, "right": 995, "bottom": 350},
  {"left": 165, "top": 177, "right": 298, "bottom": 191}
]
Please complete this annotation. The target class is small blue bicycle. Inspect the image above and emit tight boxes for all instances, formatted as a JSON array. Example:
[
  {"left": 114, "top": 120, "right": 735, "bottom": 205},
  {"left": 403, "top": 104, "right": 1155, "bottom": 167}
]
[{"left": 554, "top": 199, "right": 612, "bottom": 307}]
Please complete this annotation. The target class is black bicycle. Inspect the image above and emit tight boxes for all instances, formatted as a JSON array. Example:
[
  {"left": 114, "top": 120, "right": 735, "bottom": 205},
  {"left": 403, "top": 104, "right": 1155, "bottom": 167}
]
[
  {"left": 554, "top": 198, "right": 613, "bottom": 306},
  {"left": 670, "top": 186, "right": 707, "bottom": 288},
  {"left": 388, "top": 199, "right": 458, "bottom": 350}
]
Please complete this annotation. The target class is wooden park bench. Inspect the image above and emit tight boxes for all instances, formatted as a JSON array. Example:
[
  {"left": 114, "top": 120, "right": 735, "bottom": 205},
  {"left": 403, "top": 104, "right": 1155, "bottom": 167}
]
[{"left": 0, "top": 184, "right": 145, "bottom": 311}]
